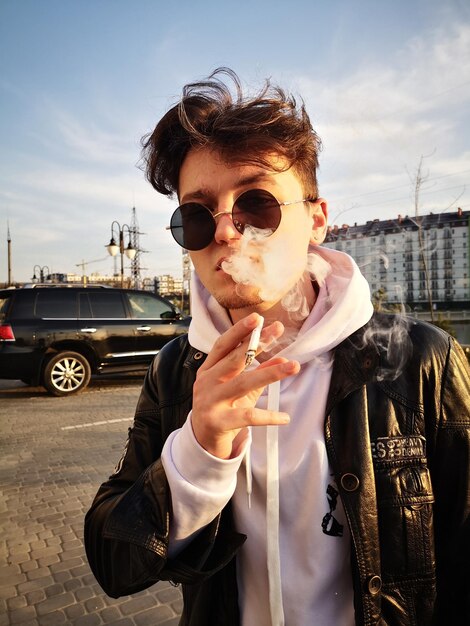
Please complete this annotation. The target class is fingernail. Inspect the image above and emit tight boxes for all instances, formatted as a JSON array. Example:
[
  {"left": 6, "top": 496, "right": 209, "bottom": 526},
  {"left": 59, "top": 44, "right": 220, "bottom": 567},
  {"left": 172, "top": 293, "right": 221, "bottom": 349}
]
[
  {"left": 259, "top": 335, "right": 277, "bottom": 350},
  {"left": 282, "top": 361, "right": 297, "bottom": 373},
  {"left": 244, "top": 313, "right": 260, "bottom": 328}
]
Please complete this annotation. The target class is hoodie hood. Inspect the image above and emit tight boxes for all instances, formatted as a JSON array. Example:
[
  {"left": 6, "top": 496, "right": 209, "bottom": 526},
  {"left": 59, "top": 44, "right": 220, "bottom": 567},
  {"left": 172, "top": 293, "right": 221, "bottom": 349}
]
[{"left": 188, "top": 245, "right": 373, "bottom": 362}]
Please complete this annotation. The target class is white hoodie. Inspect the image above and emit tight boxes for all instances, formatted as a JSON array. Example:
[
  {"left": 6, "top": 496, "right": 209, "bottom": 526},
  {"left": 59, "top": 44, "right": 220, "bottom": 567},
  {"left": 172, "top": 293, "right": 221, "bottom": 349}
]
[{"left": 161, "top": 246, "right": 373, "bottom": 626}]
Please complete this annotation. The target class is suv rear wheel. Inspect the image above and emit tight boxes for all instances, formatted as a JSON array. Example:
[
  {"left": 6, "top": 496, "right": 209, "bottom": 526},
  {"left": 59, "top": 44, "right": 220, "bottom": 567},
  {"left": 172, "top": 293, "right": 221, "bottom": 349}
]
[{"left": 43, "top": 351, "right": 91, "bottom": 396}]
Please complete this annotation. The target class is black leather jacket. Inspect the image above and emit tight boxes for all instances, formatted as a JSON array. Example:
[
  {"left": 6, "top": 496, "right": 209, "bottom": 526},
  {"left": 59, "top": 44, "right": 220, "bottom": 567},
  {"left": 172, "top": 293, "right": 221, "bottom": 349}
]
[{"left": 84, "top": 314, "right": 470, "bottom": 625}]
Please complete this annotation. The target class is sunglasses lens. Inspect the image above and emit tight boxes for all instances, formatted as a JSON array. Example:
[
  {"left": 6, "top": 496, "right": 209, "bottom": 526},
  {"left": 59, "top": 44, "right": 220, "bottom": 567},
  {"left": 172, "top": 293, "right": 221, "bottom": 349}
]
[
  {"left": 169, "top": 190, "right": 282, "bottom": 250},
  {"left": 170, "top": 203, "right": 215, "bottom": 251},
  {"left": 233, "top": 189, "right": 281, "bottom": 234}
]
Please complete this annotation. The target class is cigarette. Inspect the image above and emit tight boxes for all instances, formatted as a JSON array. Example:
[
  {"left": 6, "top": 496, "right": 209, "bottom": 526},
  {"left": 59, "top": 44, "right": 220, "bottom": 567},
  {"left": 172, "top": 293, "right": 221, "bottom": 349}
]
[{"left": 245, "top": 317, "right": 264, "bottom": 367}]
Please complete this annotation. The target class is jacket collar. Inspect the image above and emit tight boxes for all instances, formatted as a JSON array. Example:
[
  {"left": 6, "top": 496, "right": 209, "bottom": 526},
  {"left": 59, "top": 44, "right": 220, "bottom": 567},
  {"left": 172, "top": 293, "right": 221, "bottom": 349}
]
[{"left": 326, "top": 318, "right": 380, "bottom": 416}]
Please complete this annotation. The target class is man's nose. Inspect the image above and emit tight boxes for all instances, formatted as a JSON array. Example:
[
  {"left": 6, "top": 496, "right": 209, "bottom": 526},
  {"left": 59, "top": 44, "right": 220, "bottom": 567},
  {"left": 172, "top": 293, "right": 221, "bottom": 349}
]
[{"left": 213, "top": 211, "right": 241, "bottom": 244}]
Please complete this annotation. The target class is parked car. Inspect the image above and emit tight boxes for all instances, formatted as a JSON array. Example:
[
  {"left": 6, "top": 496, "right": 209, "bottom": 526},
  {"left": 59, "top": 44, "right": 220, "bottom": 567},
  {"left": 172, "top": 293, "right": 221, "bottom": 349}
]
[{"left": 0, "top": 285, "right": 190, "bottom": 396}]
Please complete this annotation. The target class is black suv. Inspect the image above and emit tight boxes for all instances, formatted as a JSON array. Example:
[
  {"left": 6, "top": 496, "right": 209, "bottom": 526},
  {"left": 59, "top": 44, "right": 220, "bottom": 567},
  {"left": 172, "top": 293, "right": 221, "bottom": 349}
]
[{"left": 0, "top": 286, "right": 190, "bottom": 396}]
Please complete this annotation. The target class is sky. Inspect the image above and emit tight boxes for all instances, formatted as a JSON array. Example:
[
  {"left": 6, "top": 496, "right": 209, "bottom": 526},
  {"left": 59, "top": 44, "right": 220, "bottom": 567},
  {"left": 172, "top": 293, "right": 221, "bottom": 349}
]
[{"left": 1, "top": 0, "right": 469, "bottom": 284}]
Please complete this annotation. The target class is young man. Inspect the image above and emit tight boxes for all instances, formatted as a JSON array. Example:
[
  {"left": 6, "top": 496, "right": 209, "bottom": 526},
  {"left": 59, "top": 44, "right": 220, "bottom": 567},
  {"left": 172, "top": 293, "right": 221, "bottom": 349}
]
[{"left": 85, "top": 69, "right": 470, "bottom": 625}]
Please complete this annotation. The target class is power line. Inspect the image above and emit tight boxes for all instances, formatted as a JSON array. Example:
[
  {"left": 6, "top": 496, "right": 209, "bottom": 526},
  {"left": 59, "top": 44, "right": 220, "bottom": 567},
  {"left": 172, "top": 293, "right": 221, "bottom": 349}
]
[
  {"left": 330, "top": 184, "right": 467, "bottom": 220},
  {"left": 329, "top": 168, "right": 470, "bottom": 204},
  {"left": 364, "top": 183, "right": 466, "bottom": 208}
]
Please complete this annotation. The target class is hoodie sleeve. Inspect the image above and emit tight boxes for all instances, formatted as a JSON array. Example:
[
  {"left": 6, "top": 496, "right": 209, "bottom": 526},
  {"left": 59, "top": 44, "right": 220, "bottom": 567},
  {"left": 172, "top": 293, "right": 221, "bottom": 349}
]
[{"left": 162, "top": 414, "right": 250, "bottom": 557}]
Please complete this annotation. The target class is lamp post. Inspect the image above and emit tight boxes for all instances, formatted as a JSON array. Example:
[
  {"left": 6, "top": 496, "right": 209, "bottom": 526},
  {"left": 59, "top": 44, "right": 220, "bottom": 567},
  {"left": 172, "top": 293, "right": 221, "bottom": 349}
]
[
  {"left": 32, "top": 265, "right": 51, "bottom": 283},
  {"left": 105, "top": 221, "right": 136, "bottom": 288}
]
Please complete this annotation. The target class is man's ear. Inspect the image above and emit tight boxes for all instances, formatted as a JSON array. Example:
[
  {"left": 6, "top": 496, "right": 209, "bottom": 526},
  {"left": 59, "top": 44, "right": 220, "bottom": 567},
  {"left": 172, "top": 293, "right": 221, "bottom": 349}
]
[{"left": 310, "top": 199, "right": 328, "bottom": 245}]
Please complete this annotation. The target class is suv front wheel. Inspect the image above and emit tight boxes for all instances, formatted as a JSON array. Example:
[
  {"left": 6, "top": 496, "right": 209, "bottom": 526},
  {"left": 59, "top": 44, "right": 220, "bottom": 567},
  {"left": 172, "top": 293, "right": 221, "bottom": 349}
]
[{"left": 43, "top": 351, "right": 92, "bottom": 396}]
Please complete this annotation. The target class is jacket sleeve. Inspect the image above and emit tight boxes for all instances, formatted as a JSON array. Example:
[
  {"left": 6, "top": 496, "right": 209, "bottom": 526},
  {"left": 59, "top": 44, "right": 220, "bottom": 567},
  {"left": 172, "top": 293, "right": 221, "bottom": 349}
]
[
  {"left": 84, "top": 342, "right": 246, "bottom": 598},
  {"left": 429, "top": 336, "right": 470, "bottom": 622},
  {"left": 162, "top": 416, "right": 250, "bottom": 557}
]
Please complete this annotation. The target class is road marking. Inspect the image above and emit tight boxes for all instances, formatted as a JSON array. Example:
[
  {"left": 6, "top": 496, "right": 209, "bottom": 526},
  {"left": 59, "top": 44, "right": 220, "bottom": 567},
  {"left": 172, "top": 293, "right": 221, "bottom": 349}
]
[{"left": 61, "top": 418, "right": 132, "bottom": 430}]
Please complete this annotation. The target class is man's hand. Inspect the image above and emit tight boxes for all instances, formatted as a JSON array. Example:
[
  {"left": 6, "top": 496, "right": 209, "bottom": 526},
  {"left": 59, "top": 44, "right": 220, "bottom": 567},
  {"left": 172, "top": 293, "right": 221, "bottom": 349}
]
[{"left": 191, "top": 313, "right": 300, "bottom": 459}]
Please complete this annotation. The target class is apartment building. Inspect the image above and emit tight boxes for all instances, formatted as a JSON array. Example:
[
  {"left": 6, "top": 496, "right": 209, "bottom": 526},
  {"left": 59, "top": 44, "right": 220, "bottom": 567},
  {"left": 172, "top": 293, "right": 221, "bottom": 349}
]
[
  {"left": 43, "top": 272, "right": 122, "bottom": 285},
  {"left": 156, "top": 274, "right": 184, "bottom": 296},
  {"left": 323, "top": 208, "right": 469, "bottom": 309}
]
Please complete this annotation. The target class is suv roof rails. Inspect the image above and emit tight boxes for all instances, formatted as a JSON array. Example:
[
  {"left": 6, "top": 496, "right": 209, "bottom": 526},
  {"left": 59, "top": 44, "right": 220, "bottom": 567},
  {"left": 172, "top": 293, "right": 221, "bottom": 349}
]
[{"left": 22, "top": 283, "right": 111, "bottom": 289}]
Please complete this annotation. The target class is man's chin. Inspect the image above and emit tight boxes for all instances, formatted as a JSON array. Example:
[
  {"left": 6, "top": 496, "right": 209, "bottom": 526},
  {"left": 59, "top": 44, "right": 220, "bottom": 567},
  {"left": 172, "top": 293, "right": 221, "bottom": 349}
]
[{"left": 214, "top": 284, "right": 264, "bottom": 310}]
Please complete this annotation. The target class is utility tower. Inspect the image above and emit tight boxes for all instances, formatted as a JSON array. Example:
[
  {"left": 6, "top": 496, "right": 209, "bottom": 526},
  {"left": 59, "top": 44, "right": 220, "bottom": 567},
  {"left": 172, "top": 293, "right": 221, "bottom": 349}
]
[
  {"left": 7, "top": 221, "right": 12, "bottom": 286},
  {"left": 129, "top": 207, "right": 146, "bottom": 289}
]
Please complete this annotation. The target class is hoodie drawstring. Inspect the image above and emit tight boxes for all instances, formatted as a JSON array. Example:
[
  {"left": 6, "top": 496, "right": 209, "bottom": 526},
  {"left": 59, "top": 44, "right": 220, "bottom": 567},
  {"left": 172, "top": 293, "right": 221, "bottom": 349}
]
[
  {"left": 244, "top": 380, "right": 285, "bottom": 624},
  {"left": 266, "top": 380, "right": 284, "bottom": 625},
  {"left": 245, "top": 430, "right": 252, "bottom": 509}
]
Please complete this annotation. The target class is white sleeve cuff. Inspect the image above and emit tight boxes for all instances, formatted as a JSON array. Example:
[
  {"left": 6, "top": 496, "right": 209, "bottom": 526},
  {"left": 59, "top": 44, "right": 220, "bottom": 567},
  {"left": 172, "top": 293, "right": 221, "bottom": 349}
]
[
  {"left": 167, "top": 412, "right": 249, "bottom": 492},
  {"left": 161, "top": 413, "right": 251, "bottom": 545}
]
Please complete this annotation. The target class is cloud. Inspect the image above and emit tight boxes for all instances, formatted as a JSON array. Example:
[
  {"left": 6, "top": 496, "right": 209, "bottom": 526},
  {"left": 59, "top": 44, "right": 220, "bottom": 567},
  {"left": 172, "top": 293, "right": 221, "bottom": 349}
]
[
  {"left": 30, "top": 98, "right": 138, "bottom": 166},
  {"left": 2, "top": 15, "right": 469, "bottom": 282},
  {"left": 293, "top": 21, "right": 470, "bottom": 221}
]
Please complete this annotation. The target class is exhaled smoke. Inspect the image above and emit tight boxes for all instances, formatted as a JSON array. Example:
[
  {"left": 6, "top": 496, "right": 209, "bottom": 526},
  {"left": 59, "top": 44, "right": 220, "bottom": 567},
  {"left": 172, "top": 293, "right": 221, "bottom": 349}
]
[
  {"left": 355, "top": 250, "right": 412, "bottom": 380},
  {"left": 351, "top": 271, "right": 414, "bottom": 382},
  {"left": 280, "top": 253, "right": 332, "bottom": 321},
  {"left": 221, "top": 224, "right": 331, "bottom": 322},
  {"left": 379, "top": 253, "right": 389, "bottom": 270},
  {"left": 363, "top": 313, "right": 413, "bottom": 382}
]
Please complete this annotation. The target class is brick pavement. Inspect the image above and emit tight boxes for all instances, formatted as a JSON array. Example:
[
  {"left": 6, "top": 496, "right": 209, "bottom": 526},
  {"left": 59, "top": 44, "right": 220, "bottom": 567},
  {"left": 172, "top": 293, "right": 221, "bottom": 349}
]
[{"left": 0, "top": 378, "right": 183, "bottom": 626}]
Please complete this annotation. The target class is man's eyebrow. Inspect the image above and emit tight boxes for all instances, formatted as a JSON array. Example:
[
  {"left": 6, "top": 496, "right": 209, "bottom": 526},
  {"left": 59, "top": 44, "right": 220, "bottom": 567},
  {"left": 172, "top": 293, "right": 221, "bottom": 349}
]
[
  {"left": 235, "top": 172, "right": 275, "bottom": 188},
  {"left": 181, "top": 188, "right": 212, "bottom": 202}
]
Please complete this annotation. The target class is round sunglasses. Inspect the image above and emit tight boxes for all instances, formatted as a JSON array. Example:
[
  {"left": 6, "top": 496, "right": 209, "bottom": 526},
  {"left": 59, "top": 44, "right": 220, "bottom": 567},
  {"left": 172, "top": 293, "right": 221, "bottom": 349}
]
[{"left": 167, "top": 188, "right": 311, "bottom": 251}]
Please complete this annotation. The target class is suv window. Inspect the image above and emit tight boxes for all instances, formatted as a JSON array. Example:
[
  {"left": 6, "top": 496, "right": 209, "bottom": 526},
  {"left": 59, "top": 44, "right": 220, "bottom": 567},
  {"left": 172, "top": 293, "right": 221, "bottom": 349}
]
[
  {"left": 84, "top": 292, "right": 127, "bottom": 319},
  {"left": 35, "top": 291, "right": 78, "bottom": 318},
  {"left": 0, "top": 294, "right": 12, "bottom": 322},
  {"left": 127, "top": 292, "right": 174, "bottom": 319}
]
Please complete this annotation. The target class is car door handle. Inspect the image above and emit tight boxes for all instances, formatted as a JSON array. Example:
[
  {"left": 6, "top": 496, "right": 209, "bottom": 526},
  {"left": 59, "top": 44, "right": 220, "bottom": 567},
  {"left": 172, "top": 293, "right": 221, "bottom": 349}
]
[
  {"left": 80, "top": 327, "right": 97, "bottom": 333},
  {"left": 136, "top": 326, "right": 151, "bottom": 332}
]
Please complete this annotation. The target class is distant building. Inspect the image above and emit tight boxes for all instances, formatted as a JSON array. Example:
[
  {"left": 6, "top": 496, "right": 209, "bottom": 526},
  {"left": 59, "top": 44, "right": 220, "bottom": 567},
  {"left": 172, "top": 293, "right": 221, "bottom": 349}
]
[
  {"left": 50, "top": 272, "right": 186, "bottom": 294},
  {"left": 156, "top": 274, "right": 184, "bottom": 296},
  {"left": 87, "top": 273, "right": 121, "bottom": 285},
  {"left": 323, "top": 208, "right": 469, "bottom": 309},
  {"left": 48, "top": 272, "right": 121, "bottom": 285}
]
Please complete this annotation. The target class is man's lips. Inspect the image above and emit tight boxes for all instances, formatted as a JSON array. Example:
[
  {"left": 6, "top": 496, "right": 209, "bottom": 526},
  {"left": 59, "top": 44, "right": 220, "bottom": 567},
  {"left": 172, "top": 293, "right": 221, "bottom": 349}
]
[{"left": 216, "top": 257, "right": 230, "bottom": 271}]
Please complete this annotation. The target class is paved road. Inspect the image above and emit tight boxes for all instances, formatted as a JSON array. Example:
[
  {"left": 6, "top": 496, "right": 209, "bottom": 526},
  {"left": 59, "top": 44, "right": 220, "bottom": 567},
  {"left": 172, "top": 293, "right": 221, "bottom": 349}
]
[{"left": 0, "top": 377, "right": 183, "bottom": 626}]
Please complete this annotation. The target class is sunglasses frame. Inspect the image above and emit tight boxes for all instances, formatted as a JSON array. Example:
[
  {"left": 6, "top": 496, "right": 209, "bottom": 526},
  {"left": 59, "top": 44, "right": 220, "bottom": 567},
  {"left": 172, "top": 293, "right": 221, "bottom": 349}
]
[{"left": 166, "top": 188, "right": 312, "bottom": 251}]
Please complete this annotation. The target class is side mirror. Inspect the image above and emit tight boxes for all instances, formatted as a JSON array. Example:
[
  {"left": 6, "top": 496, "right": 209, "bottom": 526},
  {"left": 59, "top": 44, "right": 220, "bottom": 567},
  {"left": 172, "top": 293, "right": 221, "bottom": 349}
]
[{"left": 160, "top": 310, "right": 178, "bottom": 320}]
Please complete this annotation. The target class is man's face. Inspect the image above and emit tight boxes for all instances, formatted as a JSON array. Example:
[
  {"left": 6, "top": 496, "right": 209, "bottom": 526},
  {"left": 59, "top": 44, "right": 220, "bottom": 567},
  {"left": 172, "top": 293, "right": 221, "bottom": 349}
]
[{"left": 178, "top": 147, "right": 328, "bottom": 317}]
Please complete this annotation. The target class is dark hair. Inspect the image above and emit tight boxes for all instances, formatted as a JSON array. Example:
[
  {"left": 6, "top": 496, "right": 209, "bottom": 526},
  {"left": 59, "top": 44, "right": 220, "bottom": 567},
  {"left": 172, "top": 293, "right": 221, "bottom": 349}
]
[{"left": 141, "top": 67, "right": 322, "bottom": 198}]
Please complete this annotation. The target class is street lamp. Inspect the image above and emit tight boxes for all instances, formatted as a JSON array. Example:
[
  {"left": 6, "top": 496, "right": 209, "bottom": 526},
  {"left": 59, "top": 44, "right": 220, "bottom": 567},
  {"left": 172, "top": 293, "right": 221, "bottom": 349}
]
[
  {"left": 32, "top": 265, "right": 51, "bottom": 283},
  {"left": 105, "top": 221, "right": 136, "bottom": 287}
]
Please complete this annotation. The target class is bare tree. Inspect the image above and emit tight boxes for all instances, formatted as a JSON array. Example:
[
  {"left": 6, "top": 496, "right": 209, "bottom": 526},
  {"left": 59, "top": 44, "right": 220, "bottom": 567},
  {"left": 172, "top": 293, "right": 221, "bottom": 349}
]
[{"left": 411, "top": 156, "right": 435, "bottom": 323}]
